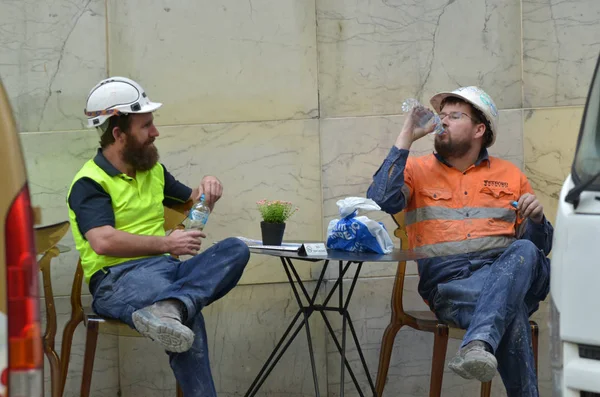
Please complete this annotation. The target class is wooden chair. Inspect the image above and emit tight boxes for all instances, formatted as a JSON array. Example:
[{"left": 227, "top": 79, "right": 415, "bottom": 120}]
[
  {"left": 59, "top": 201, "right": 193, "bottom": 397},
  {"left": 34, "top": 220, "right": 71, "bottom": 397},
  {"left": 375, "top": 212, "right": 539, "bottom": 397}
]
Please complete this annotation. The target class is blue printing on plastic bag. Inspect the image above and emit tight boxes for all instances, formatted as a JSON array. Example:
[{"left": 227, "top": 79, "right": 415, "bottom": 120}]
[{"left": 326, "top": 211, "right": 389, "bottom": 254}]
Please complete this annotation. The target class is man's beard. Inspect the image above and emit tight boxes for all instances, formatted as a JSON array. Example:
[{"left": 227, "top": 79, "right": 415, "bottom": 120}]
[
  {"left": 434, "top": 133, "right": 472, "bottom": 159},
  {"left": 122, "top": 133, "right": 159, "bottom": 171}
]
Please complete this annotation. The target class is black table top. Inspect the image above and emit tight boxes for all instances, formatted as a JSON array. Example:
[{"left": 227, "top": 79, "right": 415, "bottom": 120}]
[{"left": 249, "top": 246, "right": 425, "bottom": 263}]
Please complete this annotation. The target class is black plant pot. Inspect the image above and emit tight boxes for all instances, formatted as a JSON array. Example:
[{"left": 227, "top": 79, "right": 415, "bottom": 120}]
[{"left": 260, "top": 221, "right": 286, "bottom": 246}]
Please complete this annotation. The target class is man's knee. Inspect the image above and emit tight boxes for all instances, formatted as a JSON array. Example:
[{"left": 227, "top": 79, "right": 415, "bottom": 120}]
[
  {"left": 221, "top": 237, "right": 250, "bottom": 267},
  {"left": 500, "top": 240, "right": 546, "bottom": 280},
  {"left": 506, "top": 242, "right": 550, "bottom": 306},
  {"left": 506, "top": 240, "right": 540, "bottom": 262}
]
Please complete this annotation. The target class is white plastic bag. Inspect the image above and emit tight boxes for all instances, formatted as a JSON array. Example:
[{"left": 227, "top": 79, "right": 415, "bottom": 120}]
[{"left": 326, "top": 197, "right": 394, "bottom": 254}]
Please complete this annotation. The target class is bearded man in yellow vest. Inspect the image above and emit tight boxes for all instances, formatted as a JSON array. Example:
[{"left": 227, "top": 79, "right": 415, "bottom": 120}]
[
  {"left": 67, "top": 77, "right": 250, "bottom": 397},
  {"left": 368, "top": 86, "right": 551, "bottom": 397}
]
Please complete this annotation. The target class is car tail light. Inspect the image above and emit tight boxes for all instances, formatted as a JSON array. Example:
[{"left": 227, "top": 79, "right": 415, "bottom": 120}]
[{"left": 5, "top": 185, "right": 42, "bottom": 397}]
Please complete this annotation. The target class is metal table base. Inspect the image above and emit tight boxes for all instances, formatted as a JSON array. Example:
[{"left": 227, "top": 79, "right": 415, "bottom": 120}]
[{"left": 245, "top": 257, "right": 377, "bottom": 397}]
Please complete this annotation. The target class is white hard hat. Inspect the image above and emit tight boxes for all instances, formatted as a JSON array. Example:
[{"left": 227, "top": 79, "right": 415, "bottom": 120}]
[
  {"left": 430, "top": 86, "right": 499, "bottom": 147},
  {"left": 84, "top": 76, "right": 162, "bottom": 129}
]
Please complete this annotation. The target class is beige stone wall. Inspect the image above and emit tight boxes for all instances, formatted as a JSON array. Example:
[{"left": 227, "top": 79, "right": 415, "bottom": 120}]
[{"left": 1, "top": 0, "right": 598, "bottom": 396}]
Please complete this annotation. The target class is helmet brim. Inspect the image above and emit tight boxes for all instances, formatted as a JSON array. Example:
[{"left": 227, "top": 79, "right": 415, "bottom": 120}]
[{"left": 134, "top": 101, "right": 162, "bottom": 114}]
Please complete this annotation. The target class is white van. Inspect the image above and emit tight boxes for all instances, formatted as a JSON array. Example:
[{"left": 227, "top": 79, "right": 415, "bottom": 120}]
[{"left": 551, "top": 52, "right": 600, "bottom": 396}]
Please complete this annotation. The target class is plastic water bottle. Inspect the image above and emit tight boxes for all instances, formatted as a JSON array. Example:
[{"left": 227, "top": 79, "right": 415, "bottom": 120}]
[
  {"left": 401, "top": 98, "right": 444, "bottom": 135},
  {"left": 185, "top": 194, "right": 210, "bottom": 230}
]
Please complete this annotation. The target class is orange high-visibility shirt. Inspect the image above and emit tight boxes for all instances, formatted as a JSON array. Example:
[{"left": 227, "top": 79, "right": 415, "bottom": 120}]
[{"left": 402, "top": 153, "right": 533, "bottom": 257}]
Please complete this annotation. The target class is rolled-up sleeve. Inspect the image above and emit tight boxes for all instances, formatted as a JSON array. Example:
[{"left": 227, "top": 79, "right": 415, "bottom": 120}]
[{"left": 366, "top": 146, "right": 412, "bottom": 214}]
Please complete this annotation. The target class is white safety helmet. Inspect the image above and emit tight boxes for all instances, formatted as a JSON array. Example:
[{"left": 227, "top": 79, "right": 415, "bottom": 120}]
[
  {"left": 84, "top": 76, "right": 162, "bottom": 131},
  {"left": 430, "top": 86, "right": 499, "bottom": 147}
]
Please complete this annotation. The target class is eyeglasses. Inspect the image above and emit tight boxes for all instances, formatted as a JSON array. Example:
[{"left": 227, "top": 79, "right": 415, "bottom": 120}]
[{"left": 439, "top": 111, "right": 476, "bottom": 122}]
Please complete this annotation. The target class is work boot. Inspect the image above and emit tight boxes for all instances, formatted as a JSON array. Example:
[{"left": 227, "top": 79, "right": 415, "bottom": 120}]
[
  {"left": 132, "top": 299, "right": 194, "bottom": 353},
  {"left": 448, "top": 340, "right": 497, "bottom": 382}
]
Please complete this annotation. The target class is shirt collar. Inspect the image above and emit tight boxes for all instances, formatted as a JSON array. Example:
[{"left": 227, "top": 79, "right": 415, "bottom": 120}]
[
  {"left": 93, "top": 148, "right": 123, "bottom": 177},
  {"left": 434, "top": 148, "right": 490, "bottom": 169}
]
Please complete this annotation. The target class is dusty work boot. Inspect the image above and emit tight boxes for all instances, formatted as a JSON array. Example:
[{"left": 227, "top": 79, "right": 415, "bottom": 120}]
[
  {"left": 448, "top": 340, "right": 497, "bottom": 382},
  {"left": 132, "top": 299, "right": 194, "bottom": 353}
]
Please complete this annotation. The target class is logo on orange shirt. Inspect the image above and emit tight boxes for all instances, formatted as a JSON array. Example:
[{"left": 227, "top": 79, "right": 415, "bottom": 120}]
[{"left": 483, "top": 180, "right": 509, "bottom": 188}]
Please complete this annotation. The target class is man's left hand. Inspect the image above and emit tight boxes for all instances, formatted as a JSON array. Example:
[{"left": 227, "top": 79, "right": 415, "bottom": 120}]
[
  {"left": 197, "top": 176, "right": 223, "bottom": 209},
  {"left": 517, "top": 193, "right": 544, "bottom": 223}
]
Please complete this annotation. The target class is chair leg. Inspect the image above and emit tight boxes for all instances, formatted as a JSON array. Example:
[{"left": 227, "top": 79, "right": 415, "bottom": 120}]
[
  {"left": 176, "top": 382, "right": 184, "bottom": 397},
  {"left": 480, "top": 381, "right": 492, "bottom": 397},
  {"left": 59, "top": 310, "right": 83, "bottom": 397},
  {"left": 531, "top": 321, "right": 539, "bottom": 376},
  {"left": 430, "top": 324, "right": 449, "bottom": 397},
  {"left": 40, "top": 264, "right": 62, "bottom": 397},
  {"left": 44, "top": 348, "right": 61, "bottom": 397},
  {"left": 375, "top": 322, "right": 403, "bottom": 396},
  {"left": 80, "top": 322, "right": 99, "bottom": 397}
]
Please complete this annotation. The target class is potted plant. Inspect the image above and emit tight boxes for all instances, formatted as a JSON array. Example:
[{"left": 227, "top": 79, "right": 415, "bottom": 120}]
[{"left": 256, "top": 200, "right": 298, "bottom": 245}]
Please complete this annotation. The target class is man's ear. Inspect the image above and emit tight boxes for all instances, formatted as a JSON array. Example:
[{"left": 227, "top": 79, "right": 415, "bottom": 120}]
[
  {"left": 112, "top": 126, "right": 125, "bottom": 143},
  {"left": 474, "top": 123, "right": 486, "bottom": 140}
]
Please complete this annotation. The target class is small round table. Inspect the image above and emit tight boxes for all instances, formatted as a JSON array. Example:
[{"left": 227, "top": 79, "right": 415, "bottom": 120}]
[{"left": 245, "top": 245, "right": 424, "bottom": 397}]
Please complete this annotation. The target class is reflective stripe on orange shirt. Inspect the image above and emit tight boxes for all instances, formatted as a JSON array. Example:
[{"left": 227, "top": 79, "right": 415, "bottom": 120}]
[
  {"left": 414, "top": 235, "right": 516, "bottom": 257},
  {"left": 405, "top": 206, "right": 516, "bottom": 225}
]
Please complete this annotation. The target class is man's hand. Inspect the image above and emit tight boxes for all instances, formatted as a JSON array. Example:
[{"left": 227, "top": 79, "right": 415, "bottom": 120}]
[
  {"left": 517, "top": 193, "right": 544, "bottom": 224},
  {"left": 395, "top": 106, "right": 436, "bottom": 150},
  {"left": 166, "top": 229, "right": 206, "bottom": 256},
  {"left": 196, "top": 176, "right": 223, "bottom": 209}
]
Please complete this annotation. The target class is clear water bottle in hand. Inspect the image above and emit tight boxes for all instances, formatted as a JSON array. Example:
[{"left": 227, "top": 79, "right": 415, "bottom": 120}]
[
  {"left": 185, "top": 194, "right": 211, "bottom": 231},
  {"left": 401, "top": 98, "right": 444, "bottom": 135}
]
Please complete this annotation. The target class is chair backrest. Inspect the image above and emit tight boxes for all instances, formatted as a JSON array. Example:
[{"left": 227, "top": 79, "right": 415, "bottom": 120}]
[
  {"left": 163, "top": 201, "right": 193, "bottom": 232},
  {"left": 35, "top": 221, "right": 71, "bottom": 301},
  {"left": 390, "top": 212, "right": 409, "bottom": 317},
  {"left": 35, "top": 221, "right": 70, "bottom": 256},
  {"left": 34, "top": 221, "right": 70, "bottom": 359}
]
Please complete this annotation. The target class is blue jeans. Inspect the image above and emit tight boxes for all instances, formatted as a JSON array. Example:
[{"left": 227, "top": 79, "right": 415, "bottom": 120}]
[
  {"left": 89, "top": 237, "right": 250, "bottom": 397},
  {"left": 432, "top": 240, "right": 550, "bottom": 397}
]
